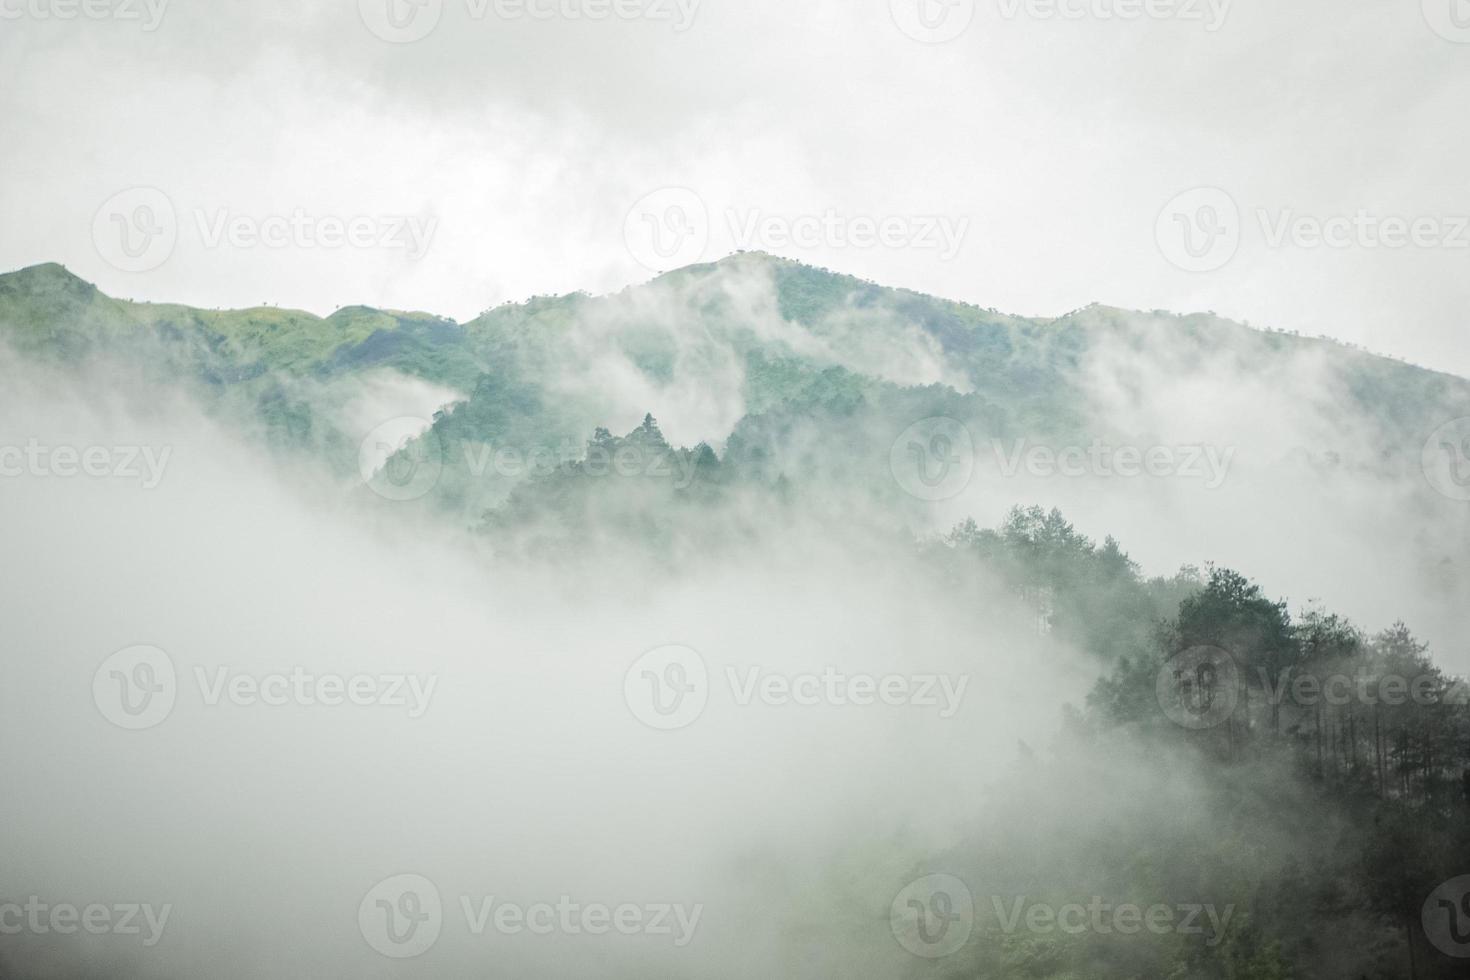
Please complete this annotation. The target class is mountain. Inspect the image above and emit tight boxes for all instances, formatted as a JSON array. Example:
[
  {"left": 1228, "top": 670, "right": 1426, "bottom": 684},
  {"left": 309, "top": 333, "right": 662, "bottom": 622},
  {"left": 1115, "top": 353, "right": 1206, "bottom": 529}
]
[
  {"left": 5, "top": 255, "right": 1470, "bottom": 980},
  {"left": 3, "top": 252, "right": 1466, "bottom": 528},
  {"left": 8, "top": 252, "right": 1465, "bottom": 419}
]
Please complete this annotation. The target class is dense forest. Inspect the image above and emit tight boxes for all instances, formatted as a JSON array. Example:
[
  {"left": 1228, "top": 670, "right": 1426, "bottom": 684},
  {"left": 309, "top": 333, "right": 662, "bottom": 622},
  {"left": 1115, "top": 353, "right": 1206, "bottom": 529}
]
[{"left": 931, "top": 507, "right": 1470, "bottom": 978}]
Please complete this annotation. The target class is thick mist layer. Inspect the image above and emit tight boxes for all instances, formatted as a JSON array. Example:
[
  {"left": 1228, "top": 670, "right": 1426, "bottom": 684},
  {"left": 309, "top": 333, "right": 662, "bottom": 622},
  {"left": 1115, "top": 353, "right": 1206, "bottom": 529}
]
[
  {"left": 0, "top": 358, "right": 1093, "bottom": 978},
  {"left": 943, "top": 317, "right": 1470, "bottom": 675}
]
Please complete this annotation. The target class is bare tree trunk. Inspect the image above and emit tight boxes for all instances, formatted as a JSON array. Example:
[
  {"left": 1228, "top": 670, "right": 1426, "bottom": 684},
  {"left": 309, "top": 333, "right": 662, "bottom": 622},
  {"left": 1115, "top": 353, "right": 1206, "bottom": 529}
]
[
  {"left": 1349, "top": 713, "right": 1357, "bottom": 772},
  {"left": 1374, "top": 704, "right": 1385, "bottom": 797},
  {"left": 1316, "top": 702, "right": 1324, "bottom": 777}
]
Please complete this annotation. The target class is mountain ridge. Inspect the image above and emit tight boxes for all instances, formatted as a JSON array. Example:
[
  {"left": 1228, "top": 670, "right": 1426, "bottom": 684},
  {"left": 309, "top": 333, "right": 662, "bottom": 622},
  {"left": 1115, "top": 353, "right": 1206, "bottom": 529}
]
[
  {"left": 2, "top": 253, "right": 1459, "bottom": 385},
  {"left": 5, "top": 252, "right": 1469, "bottom": 537}
]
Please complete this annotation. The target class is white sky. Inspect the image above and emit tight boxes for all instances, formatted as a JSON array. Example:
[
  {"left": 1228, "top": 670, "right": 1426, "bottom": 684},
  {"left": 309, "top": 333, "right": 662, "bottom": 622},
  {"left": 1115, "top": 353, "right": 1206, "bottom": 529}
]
[{"left": 2, "top": 0, "right": 1468, "bottom": 375}]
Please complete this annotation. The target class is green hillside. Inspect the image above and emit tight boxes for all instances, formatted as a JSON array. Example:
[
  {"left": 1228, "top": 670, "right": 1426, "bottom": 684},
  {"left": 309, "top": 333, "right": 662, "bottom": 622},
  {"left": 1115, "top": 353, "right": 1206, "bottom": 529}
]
[{"left": 3, "top": 253, "right": 1468, "bottom": 527}]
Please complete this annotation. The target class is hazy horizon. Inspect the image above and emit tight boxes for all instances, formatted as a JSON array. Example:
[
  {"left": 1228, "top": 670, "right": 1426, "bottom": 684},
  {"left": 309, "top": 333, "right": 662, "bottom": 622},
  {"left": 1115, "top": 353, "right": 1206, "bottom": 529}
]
[{"left": 4, "top": 1, "right": 1470, "bottom": 374}]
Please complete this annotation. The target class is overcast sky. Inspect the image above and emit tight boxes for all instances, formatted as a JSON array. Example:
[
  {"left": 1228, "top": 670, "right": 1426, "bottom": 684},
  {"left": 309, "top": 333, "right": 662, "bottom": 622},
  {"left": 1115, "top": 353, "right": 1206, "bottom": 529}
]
[{"left": 2, "top": 0, "right": 1467, "bottom": 374}]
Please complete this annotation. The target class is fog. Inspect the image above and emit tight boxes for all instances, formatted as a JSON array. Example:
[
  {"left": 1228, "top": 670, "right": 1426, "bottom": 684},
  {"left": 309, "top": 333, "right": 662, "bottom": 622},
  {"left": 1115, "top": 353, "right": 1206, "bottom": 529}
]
[
  {"left": 0, "top": 353, "right": 1094, "bottom": 978},
  {"left": 458, "top": 255, "right": 1470, "bottom": 674},
  {"left": 938, "top": 311, "right": 1470, "bottom": 677},
  {"left": 6, "top": 0, "right": 1469, "bottom": 971},
  {"left": 7, "top": 1, "right": 1470, "bottom": 376},
  {"left": 1, "top": 249, "right": 1467, "bottom": 975}
]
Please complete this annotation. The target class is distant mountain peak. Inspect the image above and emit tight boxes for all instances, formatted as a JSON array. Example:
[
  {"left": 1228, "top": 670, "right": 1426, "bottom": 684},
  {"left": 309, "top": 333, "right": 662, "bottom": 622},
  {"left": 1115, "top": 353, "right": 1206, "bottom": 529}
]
[{"left": 0, "top": 261, "right": 95, "bottom": 293}]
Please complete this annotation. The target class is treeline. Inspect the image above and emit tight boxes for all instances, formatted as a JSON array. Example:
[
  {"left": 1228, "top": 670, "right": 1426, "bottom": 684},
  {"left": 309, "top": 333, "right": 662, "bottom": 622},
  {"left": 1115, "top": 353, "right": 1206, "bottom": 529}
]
[{"left": 943, "top": 506, "right": 1470, "bottom": 979}]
